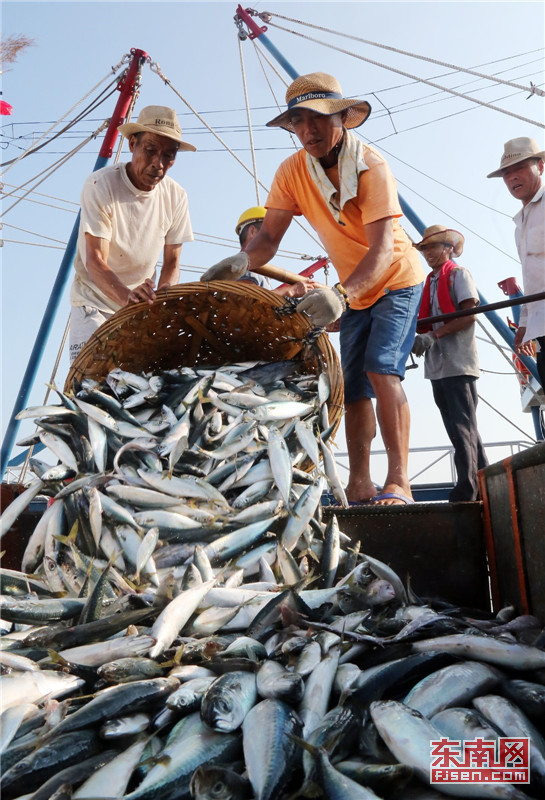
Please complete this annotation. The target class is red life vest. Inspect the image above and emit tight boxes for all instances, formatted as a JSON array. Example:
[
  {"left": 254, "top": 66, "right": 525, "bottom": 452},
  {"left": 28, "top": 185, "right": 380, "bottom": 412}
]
[{"left": 418, "top": 260, "right": 457, "bottom": 332}]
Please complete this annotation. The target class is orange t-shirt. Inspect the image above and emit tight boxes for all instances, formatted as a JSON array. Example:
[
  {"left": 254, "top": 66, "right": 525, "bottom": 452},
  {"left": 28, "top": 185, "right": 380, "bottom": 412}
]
[{"left": 266, "top": 145, "right": 424, "bottom": 310}]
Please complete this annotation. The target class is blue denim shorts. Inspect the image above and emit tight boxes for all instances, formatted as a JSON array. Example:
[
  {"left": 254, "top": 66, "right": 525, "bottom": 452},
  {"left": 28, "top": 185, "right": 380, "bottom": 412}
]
[{"left": 340, "top": 283, "right": 423, "bottom": 403}]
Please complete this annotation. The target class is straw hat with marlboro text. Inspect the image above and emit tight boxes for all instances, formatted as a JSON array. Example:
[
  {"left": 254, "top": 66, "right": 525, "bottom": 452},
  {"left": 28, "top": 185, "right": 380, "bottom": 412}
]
[
  {"left": 487, "top": 137, "right": 545, "bottom": 178},
  {"left": 413, "top": 225, "right": 465, "bottom": 257},
  {"left": 118, "top": 105, "right": 196, "bottom": 152},
  {"left": 266, "top": 72, "right": 371, "bottom": 132}
]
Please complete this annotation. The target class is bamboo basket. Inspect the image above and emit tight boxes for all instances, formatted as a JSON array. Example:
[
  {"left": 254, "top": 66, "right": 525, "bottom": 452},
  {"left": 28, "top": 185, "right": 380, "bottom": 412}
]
[{"left": 65, "top": 281, "right": 344, "bottom": 439}]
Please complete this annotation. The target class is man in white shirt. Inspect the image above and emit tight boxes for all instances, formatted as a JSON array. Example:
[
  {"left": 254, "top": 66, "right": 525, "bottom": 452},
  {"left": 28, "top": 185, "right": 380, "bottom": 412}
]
[
  {"left": 69, "top": 105, "right": 195, "bottom": 363},
  {"left": 487, "top": 137, "right": 545, "bottom": 388}
]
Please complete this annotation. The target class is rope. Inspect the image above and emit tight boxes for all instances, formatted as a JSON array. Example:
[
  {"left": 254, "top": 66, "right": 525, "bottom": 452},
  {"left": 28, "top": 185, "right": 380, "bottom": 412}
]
[
  {"left": 262, "top": 19, "right": 544, "bottom": 129},
  {"left": 0, "top": 55, "right": 129, "bottom": 175},
  {"left": 264, "top": 11, "right": 545, "bottom": 98},
  {"left": 2, "top": 121, "right": 108, "bottom": 215},
  {"left": 238, "top": 38, "right": 260, "bottom": 204}
]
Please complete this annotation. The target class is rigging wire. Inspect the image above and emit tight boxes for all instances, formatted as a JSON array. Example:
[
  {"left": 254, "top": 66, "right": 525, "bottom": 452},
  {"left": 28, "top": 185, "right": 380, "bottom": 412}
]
[
  {"left": 1, "top": 239, "right": 65, "bottom": 250},
  {"left": 0, "top": 55, "right": 129, "bottom": 175},
  {"left": 0, "top": 81, "right": 120, "bottom": 169},
  {"left": 386, "top": 169, "right": 520, "bottom": 262},
  {"left": 263, "top": 11, "right": 545, "bottom": 98},
  {"left": 261, "top": 19, "right": 544, "bottom": 129},
  {"left": 238, "top": 37, "right": 261, "bottom": 205},
  {"left": 382, "top": 57, "right": 545, "bottom": 109},
  {"left": 477, "top": 392, "right": 536, "bottom": 443},
  {"left": 147, "top": 59, "right": 325, "bottom": 252},
  {"left": 476, "top": 317, "right": 543, "bottom": 408},
  {"left": 373, "top": 86, "right": 543, "bottom": 143},
  {"left": 0, "top": 191, "right": 78, "bottom": 214},
  {"left": 1, "top": 222, "right": 67, "bottom": 244},
  {"left": 364, "top": 139, "right": 512, "bottom": 220},
  {"left": 2, "top": 120, "right": 109, "bottom": 215},
  {"left": 251, "top": 40, "right": 301, "bottom": 154}
]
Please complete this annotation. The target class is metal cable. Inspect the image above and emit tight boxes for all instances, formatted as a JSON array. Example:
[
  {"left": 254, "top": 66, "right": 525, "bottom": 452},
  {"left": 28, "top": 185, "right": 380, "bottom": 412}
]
[
  {"left": 262, "top": 19, "right": 544, "bottom": 129},
  {"left": 2, "top": 121, "right": 109, "bottom": 216},
  {"left": 147, "top": 59, "right": 325, "bottom": 252},
  {"left": 0, "top": 55, "right": 129, "bottom": 175},
  {"left": 476, "top": 317, "right": 543, "bottom": 407},
  {"left": 264, "top": 11, "right": 545, "bottom": 98},
  {"left": 238, "top": 37, "right": 260, "bottom": 204}
]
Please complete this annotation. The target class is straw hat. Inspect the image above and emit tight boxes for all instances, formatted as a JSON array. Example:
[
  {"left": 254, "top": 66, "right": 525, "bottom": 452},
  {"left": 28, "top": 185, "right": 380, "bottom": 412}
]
[
  {"left": 487, "top": 137, "right": 545, "bottom": 178},
  {"left": 118, "top": 105, "right": 196, "bottom": 152},
  {"left": 266, "top": 72, "right": 371, "bottom": 132},
  {"left": 413, "top": 225, "right": 465, "bottom": 257}
]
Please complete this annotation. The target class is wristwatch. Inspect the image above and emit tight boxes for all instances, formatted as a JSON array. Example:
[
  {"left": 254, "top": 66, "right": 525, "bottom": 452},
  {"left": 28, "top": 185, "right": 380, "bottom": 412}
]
[{"left": 334, "top": 282, "right": 349, "bottom": 303}]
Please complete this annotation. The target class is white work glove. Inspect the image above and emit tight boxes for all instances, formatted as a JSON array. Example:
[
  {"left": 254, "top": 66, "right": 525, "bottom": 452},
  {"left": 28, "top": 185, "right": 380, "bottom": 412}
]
[
  {"left": 297, "top": 286, "right": 346, "bottom": 328},
  {"left": 412, "top": 332, "right": 436, "bottom": 357},
  {"left": 201, "top": 251, "right": 250, "bottom": 282}
]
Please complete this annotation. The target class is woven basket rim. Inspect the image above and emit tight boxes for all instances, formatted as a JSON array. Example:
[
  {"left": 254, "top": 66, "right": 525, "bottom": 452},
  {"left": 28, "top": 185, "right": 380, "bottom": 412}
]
[{"left": 65, "top": 281, "right": 344, "bottom": 440}]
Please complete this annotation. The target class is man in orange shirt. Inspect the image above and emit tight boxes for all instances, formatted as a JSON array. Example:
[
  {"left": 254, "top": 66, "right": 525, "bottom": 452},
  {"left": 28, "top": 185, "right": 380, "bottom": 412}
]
[{"left": 202, "top": 73, "right": 424, "bottom": 505}]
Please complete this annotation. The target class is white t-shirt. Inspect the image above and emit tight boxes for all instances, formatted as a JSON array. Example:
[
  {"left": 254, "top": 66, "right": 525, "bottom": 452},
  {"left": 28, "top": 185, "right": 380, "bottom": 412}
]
[
  {"left": 70, "top": 163, "right": 193, "bottom": 312},
  {"left": 514, "top": 185, "right": 545, "bottom": 342}
]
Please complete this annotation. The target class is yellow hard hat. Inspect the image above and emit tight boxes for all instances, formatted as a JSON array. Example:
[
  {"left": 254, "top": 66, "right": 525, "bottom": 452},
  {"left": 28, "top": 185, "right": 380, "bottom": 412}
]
[{"left": 235, "top": 206, "right": 267, "bottom": 236}]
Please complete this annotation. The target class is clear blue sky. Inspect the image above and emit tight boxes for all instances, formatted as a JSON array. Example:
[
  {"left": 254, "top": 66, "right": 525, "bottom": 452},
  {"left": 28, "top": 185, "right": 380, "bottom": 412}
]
[{"left": 2, "top": 1, "right": 544, "bottom": 482}]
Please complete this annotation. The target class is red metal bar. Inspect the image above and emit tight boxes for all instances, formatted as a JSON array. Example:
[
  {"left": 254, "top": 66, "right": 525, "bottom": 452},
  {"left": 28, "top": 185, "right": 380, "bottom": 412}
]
[
  {"left": 477, "top": 469, "right": 501, "bottom": 613},
  {"left": 276, "top": 257, "right": 329, "bottom": 291},
  {"left": 502, "top": 457, "right": 530, "bottom": 614},
  {"left": 498, "top": 277, "right": 522, "bottom": 297},
  {"left": 235, "top": 5, "right": 268, "bottom": 39},
  {"left": 98, "top": 48, "right": 149, "bottom": 159}
]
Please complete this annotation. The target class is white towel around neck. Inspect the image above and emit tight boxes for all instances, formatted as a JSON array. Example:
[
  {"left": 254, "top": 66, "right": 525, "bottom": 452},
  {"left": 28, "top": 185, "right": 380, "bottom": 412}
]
[{"left": 305, "top": 130, "right": 369, "bottom": 222}]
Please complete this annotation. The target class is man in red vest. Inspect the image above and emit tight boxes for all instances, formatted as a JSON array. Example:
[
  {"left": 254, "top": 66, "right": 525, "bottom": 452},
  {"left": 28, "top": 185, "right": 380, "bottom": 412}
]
[{"left": 412, "top": 225, "right": 488, "bottom": 501}]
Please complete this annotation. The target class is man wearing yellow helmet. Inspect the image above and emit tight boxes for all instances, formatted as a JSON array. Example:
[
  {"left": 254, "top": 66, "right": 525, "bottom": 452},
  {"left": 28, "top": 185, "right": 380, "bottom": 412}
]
[{"left": 233, "top": 206, "right": 319, "bottom": 298}]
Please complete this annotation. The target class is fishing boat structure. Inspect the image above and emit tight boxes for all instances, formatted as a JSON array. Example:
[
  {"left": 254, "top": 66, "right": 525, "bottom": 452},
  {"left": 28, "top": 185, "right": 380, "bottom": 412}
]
[{"left": 1, "top": 8, "right": 545, "bottom": 797}]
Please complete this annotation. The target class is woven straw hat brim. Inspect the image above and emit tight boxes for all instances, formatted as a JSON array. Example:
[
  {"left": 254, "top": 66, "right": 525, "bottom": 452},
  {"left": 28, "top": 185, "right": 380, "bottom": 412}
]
[
  {"left": 487, "top": 149, "right": 545, "bottom": 178},
  {"left": 118, "top": 121, "right": 196, "bottom": 152},
  {"left": 414, "top": 230, "right": 464, "bottom": 258},
  {"left": 266, "top": 99, "right": 371, "bottom": 131}
]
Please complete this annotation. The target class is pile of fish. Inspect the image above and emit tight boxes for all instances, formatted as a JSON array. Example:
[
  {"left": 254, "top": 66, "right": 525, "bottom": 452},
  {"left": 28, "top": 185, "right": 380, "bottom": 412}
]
[{"left": 1, "top": 361, "right": 545, "bottom": 800}]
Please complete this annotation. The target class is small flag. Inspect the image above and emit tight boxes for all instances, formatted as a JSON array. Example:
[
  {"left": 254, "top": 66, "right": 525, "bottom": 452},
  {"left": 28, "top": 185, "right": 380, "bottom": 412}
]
[{"left": 0, "top": 100, "right": 13, "bottom": 115}]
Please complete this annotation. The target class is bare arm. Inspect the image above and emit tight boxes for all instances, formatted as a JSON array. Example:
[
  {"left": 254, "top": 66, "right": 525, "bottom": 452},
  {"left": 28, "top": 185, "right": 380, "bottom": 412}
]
[
  {"left": 434, "top": 298, "right": 477, "bottom": 339},
  {"left": 85, "top": 233, "right": 158, "bottom": 306},
  {"left": 157, "top": 243, "right": 182, "bottom": 289},
  {"left": 243, "top": 208, "right": 294, "bottom": 269},
  {"left": 341, "top": 217, "right": 395, "bottom": 301}
]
